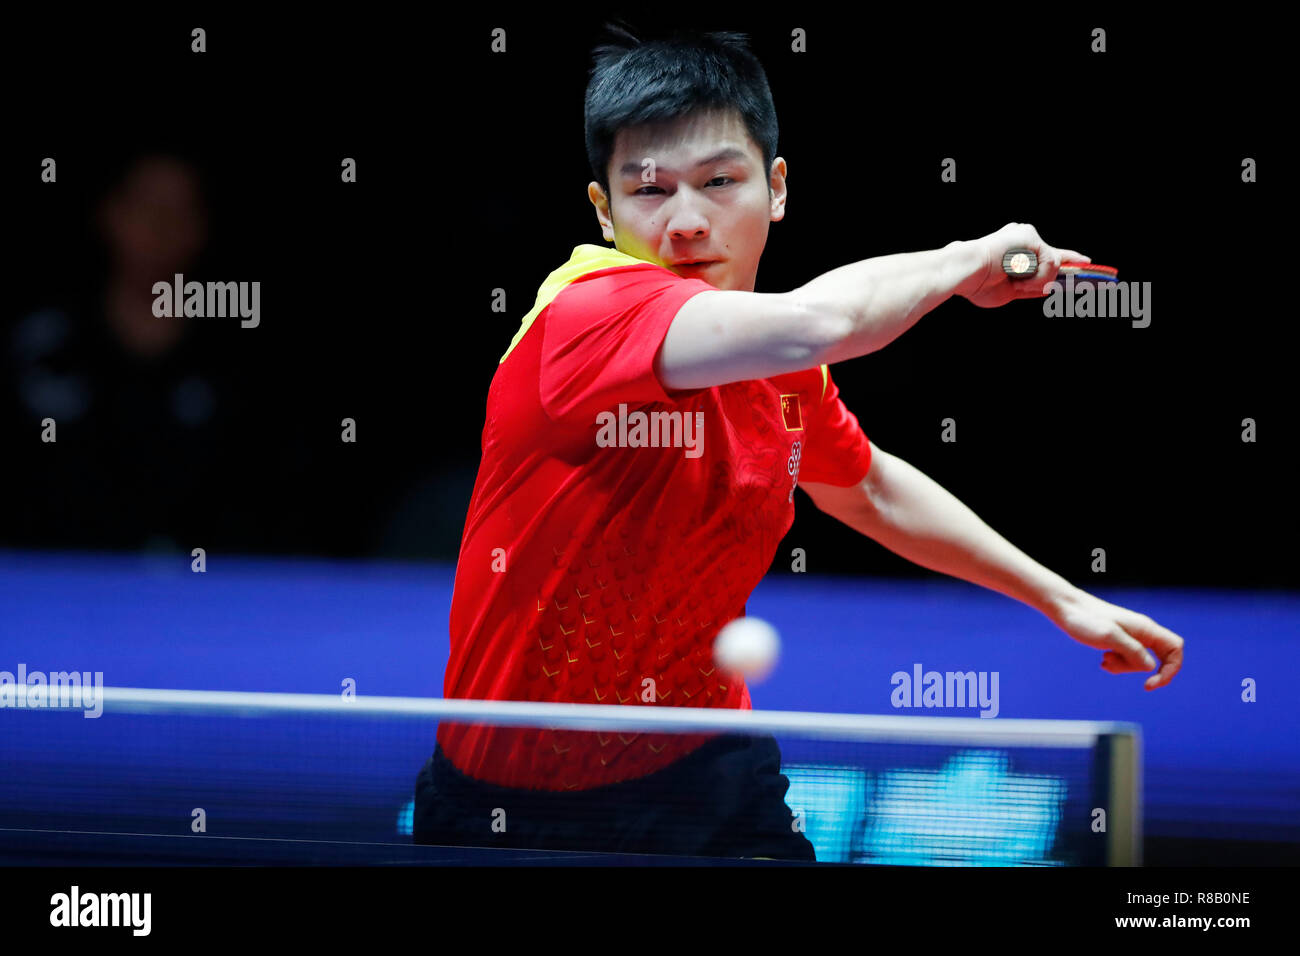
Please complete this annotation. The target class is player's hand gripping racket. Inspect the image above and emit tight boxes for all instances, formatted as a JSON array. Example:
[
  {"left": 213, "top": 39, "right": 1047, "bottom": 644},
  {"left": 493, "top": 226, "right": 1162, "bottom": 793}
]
[{"left": 1002, "top": 248, "right": 1118, "bottom": 285}]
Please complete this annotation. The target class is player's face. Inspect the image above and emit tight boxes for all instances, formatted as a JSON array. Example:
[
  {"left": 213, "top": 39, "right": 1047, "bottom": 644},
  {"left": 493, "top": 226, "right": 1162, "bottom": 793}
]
[{"left": 589, "top": 108, "right": 787, "bottom": 293}]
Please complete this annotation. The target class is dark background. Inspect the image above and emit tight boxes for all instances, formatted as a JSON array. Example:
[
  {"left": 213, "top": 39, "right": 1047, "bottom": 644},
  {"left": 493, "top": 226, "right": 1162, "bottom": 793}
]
[{"left": 3, "top": 9, "right": 1291, "bottom": 589}]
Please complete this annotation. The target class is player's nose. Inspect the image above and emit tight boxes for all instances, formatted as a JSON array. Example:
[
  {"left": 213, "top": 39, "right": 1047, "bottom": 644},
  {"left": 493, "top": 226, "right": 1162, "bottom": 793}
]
[{"left": 665, "top": 199, "right": 710, "bottom": 240}]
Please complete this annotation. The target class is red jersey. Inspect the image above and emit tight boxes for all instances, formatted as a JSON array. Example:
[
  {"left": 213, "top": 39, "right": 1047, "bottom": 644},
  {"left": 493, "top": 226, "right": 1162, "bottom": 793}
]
[{"left": 438, "top": 243, "right": 873, "bottom": 790}]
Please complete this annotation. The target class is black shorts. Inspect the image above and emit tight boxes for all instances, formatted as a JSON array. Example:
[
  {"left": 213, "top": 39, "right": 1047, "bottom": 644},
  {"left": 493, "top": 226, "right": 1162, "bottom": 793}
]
[{"left": 413, "top": 732, "right": 816, "bottom": 862}]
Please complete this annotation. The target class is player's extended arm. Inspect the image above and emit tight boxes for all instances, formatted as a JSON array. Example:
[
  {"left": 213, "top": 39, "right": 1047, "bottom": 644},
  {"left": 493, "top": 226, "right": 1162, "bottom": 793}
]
[
  {"left": 800, "top": 444, "right": 1184, "bottom": 690},
  {"left": 655, "top": 223, "right": 1082, "bottom": 391}
]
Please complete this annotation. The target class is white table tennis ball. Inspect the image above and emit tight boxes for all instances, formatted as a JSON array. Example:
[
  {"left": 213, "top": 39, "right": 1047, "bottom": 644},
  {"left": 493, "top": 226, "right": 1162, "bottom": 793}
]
[{"left": 712, "top": 616, "right": 781, "bottom": 683}]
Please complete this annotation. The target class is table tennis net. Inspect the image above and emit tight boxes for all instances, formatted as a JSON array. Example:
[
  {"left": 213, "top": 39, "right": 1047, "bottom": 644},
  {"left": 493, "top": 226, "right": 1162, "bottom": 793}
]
[{"left": 0, "top": 687, "right": 1140, "bottom": 865}]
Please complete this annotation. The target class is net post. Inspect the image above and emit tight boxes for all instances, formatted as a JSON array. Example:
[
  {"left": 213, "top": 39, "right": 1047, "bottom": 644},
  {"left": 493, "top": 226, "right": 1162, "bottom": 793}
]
[{"left": 1098, "top": 729, "right": 1142, "bottom": 866}]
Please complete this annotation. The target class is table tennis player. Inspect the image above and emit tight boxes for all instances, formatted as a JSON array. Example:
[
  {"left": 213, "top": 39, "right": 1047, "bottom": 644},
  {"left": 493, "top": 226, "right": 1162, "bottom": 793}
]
[{"left": 413, "top": 24, "right": 1183, "bottom": 861}]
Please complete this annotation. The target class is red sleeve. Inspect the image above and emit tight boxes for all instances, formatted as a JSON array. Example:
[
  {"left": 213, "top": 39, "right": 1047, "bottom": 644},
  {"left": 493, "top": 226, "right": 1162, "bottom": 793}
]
[
  {"left": 796, "top": 366, "right": 873, "bottom": 486},
  {"left": 538, "top": 265, "right": 714, "bottom": 424}
]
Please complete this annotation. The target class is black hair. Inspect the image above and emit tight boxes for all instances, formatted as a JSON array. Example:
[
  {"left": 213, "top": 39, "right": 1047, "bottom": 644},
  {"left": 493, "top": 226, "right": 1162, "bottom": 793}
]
[{"left": 584, "top": 24, "right": 779, "bottom": 203}]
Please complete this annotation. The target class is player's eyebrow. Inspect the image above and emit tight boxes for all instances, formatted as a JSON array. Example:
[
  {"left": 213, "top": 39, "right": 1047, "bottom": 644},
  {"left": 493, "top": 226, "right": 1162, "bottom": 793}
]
[{"left": 618, "top": 147, "right": 750, "bottom": 178}]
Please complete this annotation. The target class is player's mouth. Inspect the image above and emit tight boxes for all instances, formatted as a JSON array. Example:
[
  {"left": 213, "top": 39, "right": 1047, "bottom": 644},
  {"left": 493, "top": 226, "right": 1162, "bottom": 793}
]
[{"left": 671, "top": 260, "right": 720, "bottom": 270}]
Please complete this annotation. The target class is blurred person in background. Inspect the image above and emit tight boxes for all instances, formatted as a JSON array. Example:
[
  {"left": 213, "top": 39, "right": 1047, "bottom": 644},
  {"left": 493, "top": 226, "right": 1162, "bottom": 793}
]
[{"left": 4, "top": 152, "right": 253, "bottom": 552}]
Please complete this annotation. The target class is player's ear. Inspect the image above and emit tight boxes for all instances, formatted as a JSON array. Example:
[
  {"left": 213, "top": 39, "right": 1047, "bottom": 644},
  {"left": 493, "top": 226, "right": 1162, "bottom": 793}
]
[
  {"left": 588, "top": 182, "right": 616, "bottom": 242},
  {"left": 768, "top": 157, "right": 788, "bottom": 222}
]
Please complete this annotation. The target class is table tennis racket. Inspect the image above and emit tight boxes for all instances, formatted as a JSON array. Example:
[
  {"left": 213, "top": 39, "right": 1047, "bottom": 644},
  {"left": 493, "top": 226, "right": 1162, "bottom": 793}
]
[{"left": 1002, "top": 248, "right": 1118, "bottom": 283}]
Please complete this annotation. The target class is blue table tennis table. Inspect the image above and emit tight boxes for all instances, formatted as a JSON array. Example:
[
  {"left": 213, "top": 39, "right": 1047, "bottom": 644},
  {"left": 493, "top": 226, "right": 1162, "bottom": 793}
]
[{"left": 3, "top": 551, "right": 1298, "bottom": 864}]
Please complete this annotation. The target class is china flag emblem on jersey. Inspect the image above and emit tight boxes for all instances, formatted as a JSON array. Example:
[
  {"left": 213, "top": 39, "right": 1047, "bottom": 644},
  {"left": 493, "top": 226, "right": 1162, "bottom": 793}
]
[{"left": 779, "top": 394, "right": 804, "bottom": 432}]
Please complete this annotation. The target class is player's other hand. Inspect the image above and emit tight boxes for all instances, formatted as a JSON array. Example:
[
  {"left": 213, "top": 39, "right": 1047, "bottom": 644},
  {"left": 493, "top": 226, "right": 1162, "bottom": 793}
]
[
  {"left": 955, "top": 222, "right": 1090, "bottom": 308},
  {"left": 1048, "top": 588, "right": 1185, "bottom": 690}
]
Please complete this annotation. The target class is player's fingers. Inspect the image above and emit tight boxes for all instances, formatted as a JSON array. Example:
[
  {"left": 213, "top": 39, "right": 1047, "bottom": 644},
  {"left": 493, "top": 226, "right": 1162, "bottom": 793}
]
[
  {"left": 1127, "top": 616, "right": 1185, "bottom": 690},
  {"left": 1144, "top": 642, "right": 1183, "bottom": 690},
  {"left": 1036, "top": 249, "right": 1064, "bottom": 291},
  {"left": 1029, "top": 267, "right": 1063, "bottom": 297},
  {"left": 1105, "top": 627, "right": 1158, "bottom": 672},
  {"left": 1058, "top": 248, "right": 1091, "bottom": 263},
  {"left": 1100, "top": 650, "right": 1146, "bottom": 673},
  {"left": 1129, "top": 613, "right": 1184, "bottom": 651}
]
